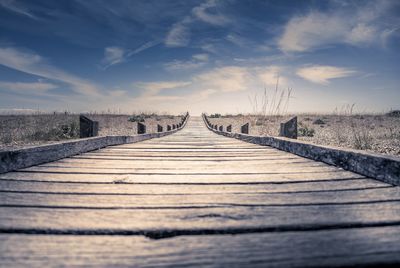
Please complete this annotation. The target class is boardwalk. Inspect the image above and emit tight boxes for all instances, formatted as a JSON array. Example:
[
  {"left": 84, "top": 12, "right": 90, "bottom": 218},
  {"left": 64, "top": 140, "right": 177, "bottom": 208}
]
[{"left": 1, "top": 116, "right": 400, "bottom": 267}]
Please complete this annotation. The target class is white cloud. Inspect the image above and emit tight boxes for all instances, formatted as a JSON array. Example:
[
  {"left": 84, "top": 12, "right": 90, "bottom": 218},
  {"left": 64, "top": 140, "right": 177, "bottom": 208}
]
[
  {"left": 226, "top": 34, "right": 249, "bottom": 47},
  {"left": 0, "top": 81, "right": 58, "bottom": 93},
  {"left": 194, "top": 66, "right": 250, "bottom": 92},
  {"left": 102, "top": 46, "right": 126, "bottom": 68},
  {"left": 296, "top": 65, "right": 357, "bottom": 85},
  {"left": 278, "top": 12, "right": 346, "bottom": 52},
  {"left": 0, "top": 46, "right": 100, "bottom": 96},
  {"left": 196, "top": 88, "right": 217, "bottom": 99},
  {"left": 278, "top": 1, "right": 396, "bottom": 52},
  {"left": 192, "top": 0, "right": 229, "bottom": 26},
  {"left": 128, "top": 64, "right": 293, "bottom": 113},
  {"left": 256, "top": 66, "right": 287, "bottom": 87},
  {"left": 164, "top": 53, "right": 209, "bottom": 71},
  {"left": 165, "top": 18, "right": 191, "bottom": 47},
  {"left": 192, "top": 53, "right": 209, "bottom": 61},
  {"left": 136, "top": 81, "right": 191, "bottom": 96},
  {"left": 129, "top": 41, "right": 158, "bottom": 56},
  {"left": 101, "top": 41, "right": 159, "bottom": 69},
  {"left": 345, "top": 23, "right": 377, "bottom": 44},
  {"left": 164, "top": 60, "right": 206, "bottom": 71},
  {"left": 108, "top": 89, "right": 127, "bottom": 97},
  {"left": 0, "top": 0, "right": 37, "bottom": 19},
  {"left": 200, "top": 43, "right": 218, "bottom": 53},
  {"left": 165, "top": 0, "right": 228, "bottom": 47}
]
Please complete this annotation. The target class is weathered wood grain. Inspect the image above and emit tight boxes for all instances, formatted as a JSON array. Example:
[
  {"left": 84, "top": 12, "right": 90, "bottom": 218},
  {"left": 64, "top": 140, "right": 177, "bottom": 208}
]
[
  {"left": 1, "top": 187, "right": 399, "bottom": 208},
  {"left": 0, "top": 116, "right": 398, "bottom": 267},
  {"left": 1, "top": 201, "right": 400, "bottom": 231},
  {"left": 2, "top": 226, "right": 400, "bottom": 267},
  {"left": 0, "top": 178, "right": 388, "bottom": 195},
  {"left": 0, "top": 116, "right": 189, "bottom": 174},
  {"left": 0, "top": 171, "right": 365, "bottom": 184},
  {"left": 203, "top": 114, "right": 400, "bottom": 185}
]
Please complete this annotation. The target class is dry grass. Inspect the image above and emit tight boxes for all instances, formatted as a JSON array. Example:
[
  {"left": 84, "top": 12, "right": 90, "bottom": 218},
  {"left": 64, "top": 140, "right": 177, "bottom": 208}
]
[
  {"left": 208, "top": 113, "right": 400, "bottom": 156},
  {"left": 0, "top": 112, "right": 183, "bottom": 151}
]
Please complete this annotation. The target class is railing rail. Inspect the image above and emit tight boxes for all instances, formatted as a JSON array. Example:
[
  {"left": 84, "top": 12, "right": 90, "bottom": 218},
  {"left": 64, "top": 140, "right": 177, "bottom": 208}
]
[
  {"left": 202, "top": 113, "right": 400, "bottom": 186},
  {"left": 0, "top": 113, "right": 190, "bottom": 174}
]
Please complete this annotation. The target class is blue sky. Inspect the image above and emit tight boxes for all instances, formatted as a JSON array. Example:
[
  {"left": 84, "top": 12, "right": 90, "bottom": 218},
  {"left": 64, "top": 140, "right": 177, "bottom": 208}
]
[{"left": 0, "top": 0, "right": 399, "bottom": 115}]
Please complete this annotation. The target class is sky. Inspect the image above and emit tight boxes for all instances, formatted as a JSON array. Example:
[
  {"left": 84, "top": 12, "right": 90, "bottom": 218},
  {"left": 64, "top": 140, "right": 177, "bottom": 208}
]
[{"left": 0, "top": 0, "right": 399, "bottom": 115}]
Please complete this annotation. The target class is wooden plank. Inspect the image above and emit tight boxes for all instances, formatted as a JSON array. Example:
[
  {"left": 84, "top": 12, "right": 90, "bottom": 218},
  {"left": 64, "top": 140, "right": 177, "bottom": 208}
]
[
  {"left": 1, "top": 115, "right": 397, "bottom": 267},
  {"left": 32, "top": 159, "right": 324, "bottom": 169},
  {"left": 0, "top": 178, "right": 388, "bottom": 195},
  {"left": 1, "top": 187, "right": 399, "bottom": 208},
  {"left": 21, "top": 163, "right": 345, "bottom": 173},
  {"left": 1, "top": 201, "right": 400, "bottom": 230},
  {"left": 0, "top": 123, "right": 188, "bottom": 174},
  {"left": 2, "top": 226, "right": 400, "bottom": 267},
  {"left": 0, "top": 170, "right": 365, "bottom": 184},
  {"left": 204, "top": 115, "right": 400, "bottom": 185}
]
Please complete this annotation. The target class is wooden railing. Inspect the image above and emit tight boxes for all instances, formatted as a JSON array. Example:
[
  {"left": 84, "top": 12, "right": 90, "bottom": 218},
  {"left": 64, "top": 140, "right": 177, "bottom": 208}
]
[
  {"left": 202, "top": 113, "right": 400, "bottom": 186},
  {"left": 0, "top": 113, "right": 190, "bottom": 174}
]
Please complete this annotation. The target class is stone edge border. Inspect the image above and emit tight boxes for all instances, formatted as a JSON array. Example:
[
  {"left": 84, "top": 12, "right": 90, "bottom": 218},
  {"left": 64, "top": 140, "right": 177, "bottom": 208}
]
[
  {"left": 202, "top": 114, "right": 400, "bottom": 186},
  {"left": 0, "top": 115, "right": 189, "bottom": 174}
]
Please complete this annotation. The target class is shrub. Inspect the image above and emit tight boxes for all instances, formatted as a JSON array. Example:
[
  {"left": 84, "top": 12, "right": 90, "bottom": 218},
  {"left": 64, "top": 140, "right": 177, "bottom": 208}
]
[
  {"left": 353, "top": 130, "right": 373, "bottom": 150},
  {"left": 298, "top": 126, "right": 315, "bottom": 137},
  {"left": 209, "top": 113, "right": 222, "bottom": 118},
  {"left": 386, "top": 110, "right": 400, "bottom": 117},
  {"left": 255, "top": 119, "right": 264, "bottom": 126},
  {"left": 313, "top": 118, "right": 326, "bottom": 125}
]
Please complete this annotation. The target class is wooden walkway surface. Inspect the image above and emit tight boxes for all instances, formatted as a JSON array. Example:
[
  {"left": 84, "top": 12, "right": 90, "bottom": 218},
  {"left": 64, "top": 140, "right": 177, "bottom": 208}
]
[{"left": 1, "top": 116, "right": 399, "bottom": 267}]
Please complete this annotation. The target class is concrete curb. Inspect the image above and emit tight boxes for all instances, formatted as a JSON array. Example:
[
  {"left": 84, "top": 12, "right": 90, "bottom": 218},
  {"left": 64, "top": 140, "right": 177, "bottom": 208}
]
[
  {"left": 202, "top": 114, "right": 400, "bottom": 186},
  {"left": 0, "top": 115, "right": 189, "bottom": 174}
]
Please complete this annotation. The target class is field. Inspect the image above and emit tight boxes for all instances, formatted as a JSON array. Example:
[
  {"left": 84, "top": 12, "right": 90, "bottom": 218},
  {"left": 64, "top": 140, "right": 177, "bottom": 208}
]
[
  {"left": 207, "top": 112, "right": 400, "bottom": 156},
  {"left": 0, "top": 113, "right": 183, "bottom": 151}
]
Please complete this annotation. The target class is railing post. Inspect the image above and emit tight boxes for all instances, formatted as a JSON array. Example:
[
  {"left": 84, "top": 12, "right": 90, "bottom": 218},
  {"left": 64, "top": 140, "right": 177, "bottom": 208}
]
[
  {"left": 279, "top": 116, "right": 297, "bottom": 139},
  {"left": 80, "top": 115, "right": 99, "bottom": 138},
  {"left": 137, "top": 122, "right": 146, "bottom": 134},
  {"left": 241, "top": 123, "right": 249, "bottom": 134},
  {"left": 227, "top": 125, "right": 232, "bottom": 132},
  {"left": 167, "top": 125, "right": 171, "bottom": 131},
  {"left": 157, "top": 124, "right": 163, "bottom": 132},
  {"left": 219, "top": 125, "right": 223, "bottom": 131}
]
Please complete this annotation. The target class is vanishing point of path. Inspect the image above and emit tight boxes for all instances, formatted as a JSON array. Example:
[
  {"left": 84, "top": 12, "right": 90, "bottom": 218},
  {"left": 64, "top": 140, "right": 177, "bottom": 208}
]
[{"left": 1, "top": 116, "right": 399, "bottom": 266}]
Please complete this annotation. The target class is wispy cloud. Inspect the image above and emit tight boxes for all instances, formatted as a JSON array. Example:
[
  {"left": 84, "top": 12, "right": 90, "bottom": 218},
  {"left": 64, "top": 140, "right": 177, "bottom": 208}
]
[
  {"left": 136, "top": 81, "right": 191, "bottom": 96},
  {"left": 127, "top": 41, "right": 159, "bottom": 56},
  {"left": 278, "top": 1, "right": 398, "bottom": 52},
  {"left": 165, "top": 17, "right": 192, "bottom": 47},
  {"left": 296, "top": 65, "right": 357, "bottom": 85},
  {"left": 192, "top": 53, "right": 209, "bottom": 61},
  {"left": 226, "top": 33, "right": 250, "bottom": 47},
  {"left": 192, "top": 0, "right": 230, "bottom": 26},
  {"left": 101, "top": 41, "right": 159, "bottom": 69},
  {"left": 0, "top": 46, "right": 100, "bottom": 96},
  {"left": 256, "top": 66, "right": 287, "bottom": 87},
  {"left": 108, "top": 89, "right": 127, "bottom": 97},
  {"left": 0, "top": 81, "right": 58, "bottom": 93},
  {"left": 164, "top": 53, "right": 209, "bottom": 71},
  {"left": 0, "top": 0, "right": 37, "bottom": 19},
  {"left": 194, "top": 66, "right": 250, "bottom": 93},
  {"left": 101, "top": 46, "right": 126, "bottom": 68},
  {"left": 165, "top": 0, "right": 229, "bottom": 47},
  {"left": 164, "top": 60, "right": 206, "bottom": 71}
]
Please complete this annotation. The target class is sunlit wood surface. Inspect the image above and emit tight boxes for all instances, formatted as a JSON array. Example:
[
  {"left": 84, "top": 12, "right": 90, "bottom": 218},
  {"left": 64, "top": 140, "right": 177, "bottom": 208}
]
[{"left": 1, "top": 116, "right": 399, "bottom": 267}]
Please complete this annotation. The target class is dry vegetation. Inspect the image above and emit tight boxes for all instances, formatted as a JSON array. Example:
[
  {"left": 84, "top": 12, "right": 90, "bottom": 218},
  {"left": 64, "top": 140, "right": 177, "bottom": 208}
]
[
  {"left": 0, "top": 112, "right": 183, "bottom": 151},
  {"left": 208, "top": 81, "right": 400, "bottom": 156},
  {"left": 208, "top": 111, "right": 400, "bottom": 156}
]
